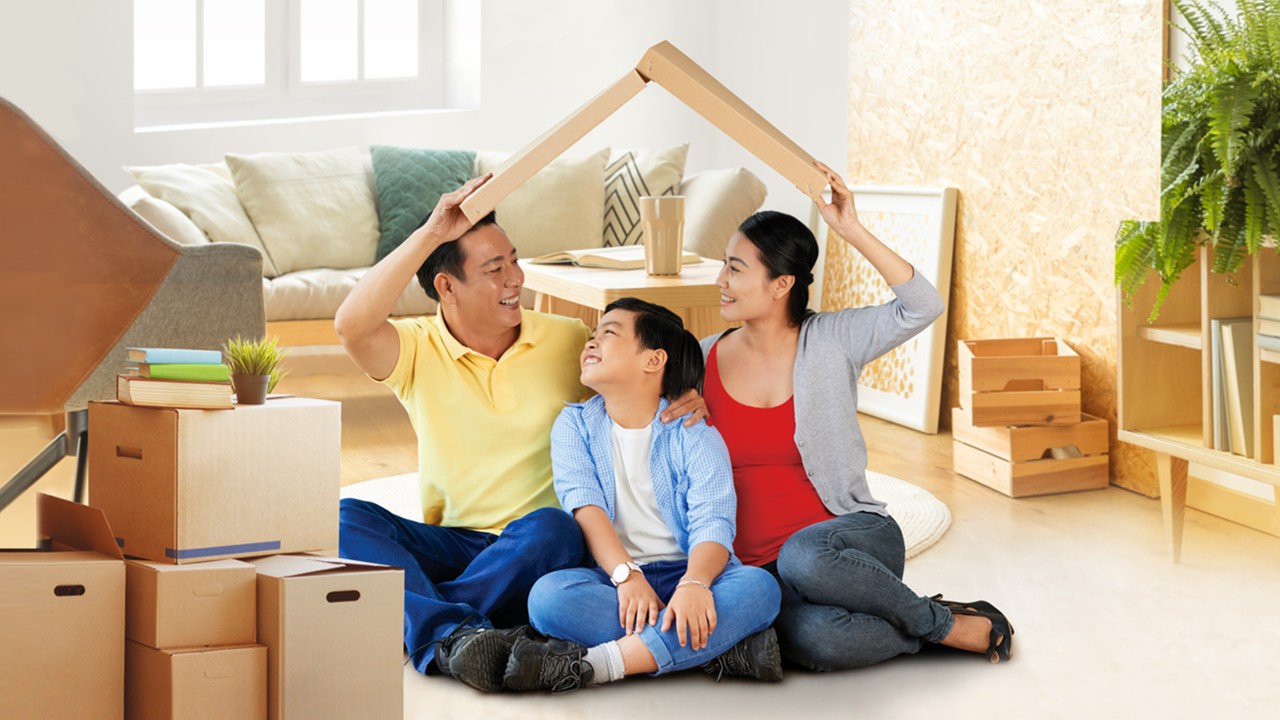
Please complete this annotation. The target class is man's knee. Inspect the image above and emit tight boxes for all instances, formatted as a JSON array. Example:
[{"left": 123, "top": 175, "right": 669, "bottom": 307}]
[{"left": 511, "top": 507, "right": 582, "bottom": 546}]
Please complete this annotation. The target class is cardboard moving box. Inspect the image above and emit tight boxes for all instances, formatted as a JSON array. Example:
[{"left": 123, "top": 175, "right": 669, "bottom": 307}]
[
  {"left": 1, "top": 495, "right": 126, "bottom": 720},
  {"left": 126, "top": 559, "right": 256, "bottom": 649},
  {"left": 125, "top": 642, "right": 266, "bottom": 720},
  {"left": 88, "top": 397, "right": 340, "bottom": 564},
  {"left": 251, "top": 555, "right": 404, "bottom": 720}
]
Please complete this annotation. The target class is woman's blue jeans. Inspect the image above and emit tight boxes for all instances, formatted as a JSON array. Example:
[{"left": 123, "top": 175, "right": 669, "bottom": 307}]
[
  {"left": 338, "top": 498, "right": 586, "bottom": 674},
  {"left": 527, "top": 559, "right": 780, "bottom": 675},
  {"left": 769, "top": 511, "right": 953, "bottom": 671}
]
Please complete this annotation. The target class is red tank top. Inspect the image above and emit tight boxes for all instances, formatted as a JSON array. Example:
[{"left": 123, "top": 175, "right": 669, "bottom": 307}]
[{"left": 705, "top": 342, "right": 836, "bottom": 566}]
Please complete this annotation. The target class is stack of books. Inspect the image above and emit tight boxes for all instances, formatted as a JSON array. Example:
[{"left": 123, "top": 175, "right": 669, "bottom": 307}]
[
  {"left": 1211, "top": 317, "right": 1254, "bottom": 455},
  {"left": 117, "top": 347, "right": 233, "bottom": 409}
]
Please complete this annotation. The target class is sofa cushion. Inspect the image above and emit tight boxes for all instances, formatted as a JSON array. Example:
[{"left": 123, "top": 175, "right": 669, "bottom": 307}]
[
  {"left": 679, "top": 167, "right": 768, "bottom": 261},
  {"left": 370, "top": 146, "right": 476, "bottom": 262},
  {"left": 602, "top": 144, "right": 688, "bottom": 247},
  {"left": 263, "top": 267, "right": 436, "bottom": 322},
  {"left": 126, "top": 163, "right": 280, "bottom": 275},
  {"left": 227, "top": 146, "right": 379, "bottom": 275},
  {"left": 476, "top": 148, "right": 610, "bottom": 258},
  {"left": 119, "top": 186, "right": 210, "bottom": 247}
]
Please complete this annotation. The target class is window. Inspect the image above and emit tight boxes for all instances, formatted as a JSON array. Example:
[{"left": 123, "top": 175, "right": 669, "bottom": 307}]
[{"left": 133, "top": 0, "right": 456, "bottom": 129}]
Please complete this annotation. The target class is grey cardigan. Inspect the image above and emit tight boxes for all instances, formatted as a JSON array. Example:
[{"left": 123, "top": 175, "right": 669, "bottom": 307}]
[{"left": 700, "top": 270, "right": 945, "bottom": 517}]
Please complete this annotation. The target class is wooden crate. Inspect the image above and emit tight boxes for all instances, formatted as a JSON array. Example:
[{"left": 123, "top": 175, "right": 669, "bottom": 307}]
[
  {"left": 951, "top": 406, "right": 1109, "bottom": 497},
  {"left": 958, "top": 337, "right": 1081, "bottom": 426},
  {"left": 951, "top": 407, "right": 1107, "bottom": 462}
]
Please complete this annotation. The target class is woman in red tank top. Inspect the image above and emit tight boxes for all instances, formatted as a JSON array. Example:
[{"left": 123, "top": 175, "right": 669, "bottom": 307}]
[{"left": 700, "top": 162, "right": 1013, "bottom": 670}]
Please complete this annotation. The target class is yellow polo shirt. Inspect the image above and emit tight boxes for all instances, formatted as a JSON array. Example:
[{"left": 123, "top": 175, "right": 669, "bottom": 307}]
[{"left": 383, "top": 309, "right": 591, "bottom": 534}]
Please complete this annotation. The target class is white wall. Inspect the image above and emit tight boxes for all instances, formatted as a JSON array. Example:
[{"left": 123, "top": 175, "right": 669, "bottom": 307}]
[{"left": 0, "top": 0, "right": 847, "bottom": 224}]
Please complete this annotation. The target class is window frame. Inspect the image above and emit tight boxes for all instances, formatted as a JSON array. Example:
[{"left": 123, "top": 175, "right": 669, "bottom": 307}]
[{"left": 134, "top": 0, "right": 445, "bottom": 129}]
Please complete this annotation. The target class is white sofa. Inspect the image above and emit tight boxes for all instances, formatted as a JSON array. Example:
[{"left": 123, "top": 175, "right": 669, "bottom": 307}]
[{"left": 119, "top": 145, "right": 768, "bottom": 343}]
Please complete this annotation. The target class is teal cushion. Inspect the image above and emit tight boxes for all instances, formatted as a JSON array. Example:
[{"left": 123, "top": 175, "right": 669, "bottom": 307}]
[{"left": 371, "top": 146, "right": 475, "bottom": 261}]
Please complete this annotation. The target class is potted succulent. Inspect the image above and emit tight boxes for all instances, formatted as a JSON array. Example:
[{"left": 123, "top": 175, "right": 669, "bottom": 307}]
[
  {"left": 223, "top": 335, "right": 288, "bottom": 405},
  {"left": 1115, "top": 0, "right": 1280, "bottom": 321}
]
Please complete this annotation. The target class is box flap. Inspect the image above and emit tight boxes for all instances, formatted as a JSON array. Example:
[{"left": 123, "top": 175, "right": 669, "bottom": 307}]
[
  {"left": 251, "top": 554, "right": 400, "bottom": 578},
  {"left": 37, "top": 494, "right": 124, "bottom": 560}
]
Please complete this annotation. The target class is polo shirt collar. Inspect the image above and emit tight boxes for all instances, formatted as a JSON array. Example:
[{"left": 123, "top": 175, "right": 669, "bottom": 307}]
[{"left": 434, "top": 308, "right": 537, "bottom": 362}]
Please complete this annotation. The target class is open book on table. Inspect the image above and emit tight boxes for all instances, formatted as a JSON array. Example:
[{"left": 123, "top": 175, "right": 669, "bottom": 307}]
[{"left": 530, "top": 245, "right": 702, "bottom": 270}]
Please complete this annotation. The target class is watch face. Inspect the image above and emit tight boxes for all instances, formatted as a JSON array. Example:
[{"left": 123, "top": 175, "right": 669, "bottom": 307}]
[{"left": 611, "top": 564, "right": 630, "bottom": 584}]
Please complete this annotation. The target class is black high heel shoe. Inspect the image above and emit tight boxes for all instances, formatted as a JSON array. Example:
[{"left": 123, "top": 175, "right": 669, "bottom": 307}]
[{"left": 929, "top": 595, "right": 1015, "bottom": 663}]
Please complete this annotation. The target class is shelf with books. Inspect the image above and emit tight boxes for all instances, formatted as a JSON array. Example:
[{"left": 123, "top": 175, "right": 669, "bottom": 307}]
[{"left": 1120, "top": 245, "right": 1280, "bottom": 560}]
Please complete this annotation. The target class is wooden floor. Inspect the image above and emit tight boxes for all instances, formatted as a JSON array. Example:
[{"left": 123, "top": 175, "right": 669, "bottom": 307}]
[{"left": 4, "top": 356, "right": 1280, "bottom": 717}]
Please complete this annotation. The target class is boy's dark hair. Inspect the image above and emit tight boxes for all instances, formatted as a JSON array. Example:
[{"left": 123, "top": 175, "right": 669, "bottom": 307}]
[
  {"left": 604, "top": 297, "right": 704, "bottom": 399},
  {"left": 737, "top": 210, "right": 819, "bottom": 327},
  {"left": 414, "top": 210, "right": 499, "bottom": 301}
]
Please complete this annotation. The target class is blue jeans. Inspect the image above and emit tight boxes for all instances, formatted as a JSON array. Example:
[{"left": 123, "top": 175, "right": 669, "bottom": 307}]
[
  {"left": 338, "top": 498, "right": 586, "bottom": 674},
  {"left": 527, "top": 559, "right": 780, "bottom": 675},
  {"left": 769, "top": 511, "right": 953, "bottom": 671}
]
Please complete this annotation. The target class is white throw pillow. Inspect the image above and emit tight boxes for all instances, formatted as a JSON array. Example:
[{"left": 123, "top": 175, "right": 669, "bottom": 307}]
[
  {"left": 475, "top": 148, "right": 610, "bottom": 259},
  {"left": 119, "top": 188, "right": 210, "bottom": 247},
  {"left": 679, "top": 167, "right": 768, "bottom": 261},
  {"left": 602, "top": 144, "right": 688, "bottom": 247},
  {"left": 126, "top": 163, "right": 280, "bottom": 276},
  {"left": 226, "top": 147, "right": 379, "bottom": 276}
]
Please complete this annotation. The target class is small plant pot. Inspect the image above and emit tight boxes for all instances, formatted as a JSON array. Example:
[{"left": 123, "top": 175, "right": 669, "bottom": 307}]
[{"left": 232, "top": 374, "right": 269, "bottom": 405}]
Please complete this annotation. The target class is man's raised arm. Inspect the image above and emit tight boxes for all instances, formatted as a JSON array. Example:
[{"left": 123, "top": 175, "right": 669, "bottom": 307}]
[{"left": 334, "top": 173, "right": 492, "bottom": 380}]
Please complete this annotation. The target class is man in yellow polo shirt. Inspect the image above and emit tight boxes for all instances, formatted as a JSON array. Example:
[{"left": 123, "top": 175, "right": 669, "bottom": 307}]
[{"left": 334, "top": 174, "right": 702, "bottom": 690}]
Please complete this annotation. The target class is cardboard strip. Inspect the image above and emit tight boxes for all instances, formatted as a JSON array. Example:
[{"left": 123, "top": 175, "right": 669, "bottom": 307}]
[
  {"left": 460, "top": 69, "right": 648, "bottom": 221},
  {"left": 460, "top": 40, "right": 829, "bottom": 221},
  {"left": 637, "top": 41, "right": 828, "bottom": 201}
]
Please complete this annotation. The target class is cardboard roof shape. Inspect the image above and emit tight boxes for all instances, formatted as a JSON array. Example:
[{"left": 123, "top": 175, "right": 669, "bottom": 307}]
[
  {"left": 0, "top": 96, "right": 178, "bottom": 415},
  {"left": 460, "top": 41, "right": 829, "bottom": 222}
]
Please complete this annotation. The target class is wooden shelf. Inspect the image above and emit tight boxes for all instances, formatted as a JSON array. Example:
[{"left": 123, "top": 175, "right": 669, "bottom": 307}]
[
  {"left": 1137, "top": 323, "right": 1201, "bottom": 349},
  {"left": 1119, "top": 245, "right": 1280, "bottom": 561}
]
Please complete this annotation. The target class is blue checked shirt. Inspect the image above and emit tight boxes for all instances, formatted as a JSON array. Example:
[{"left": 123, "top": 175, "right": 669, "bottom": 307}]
[{"left": 550, "top": 395, "right": 738, "bottom": 557}]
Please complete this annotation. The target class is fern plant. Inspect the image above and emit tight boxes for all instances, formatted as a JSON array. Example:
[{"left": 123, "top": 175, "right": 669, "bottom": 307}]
[
  {"left": 223, "top": 335, "right": 289, "bottom": 392},
  {"left": 1116, "top": 0, "right": 1280, "bottom": 320}
]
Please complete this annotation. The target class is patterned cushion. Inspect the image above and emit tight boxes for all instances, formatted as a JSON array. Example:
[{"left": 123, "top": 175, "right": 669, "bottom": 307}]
[
  {"left": 602, "top": 144, "right": 688, "bottom": 247},
  {"left": 370, "top": 146, "right": 476, "bottom": 262}
]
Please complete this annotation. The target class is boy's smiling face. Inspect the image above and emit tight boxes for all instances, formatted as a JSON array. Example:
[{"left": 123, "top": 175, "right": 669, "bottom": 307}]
[{"left": 580, "top": 309, "right": 663, "bottom": 392}]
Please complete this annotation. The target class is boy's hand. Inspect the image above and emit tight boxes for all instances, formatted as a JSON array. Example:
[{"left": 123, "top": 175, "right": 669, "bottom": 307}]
[
  {"left": 661, "top": 387, "right": 710, "bottom": 427},
  {"left": 661, "top": 583, "right": 717, "bottom": 650},
  {"left": 617, "top": 575, "right": 665, "bottom": 635}
]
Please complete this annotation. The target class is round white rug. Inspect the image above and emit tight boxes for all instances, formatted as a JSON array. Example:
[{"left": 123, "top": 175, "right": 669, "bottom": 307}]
[{"left": 342, "top": 469, "right": 950, "bottom": 559}]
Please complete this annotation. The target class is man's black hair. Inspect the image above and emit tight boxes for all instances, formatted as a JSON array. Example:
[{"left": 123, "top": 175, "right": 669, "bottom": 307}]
[
  {"left": 414, "top": 210, "right": 499, "bottom": 301},
  {"left": 603, "top": 297, "right": 704, "bottom": 399}
]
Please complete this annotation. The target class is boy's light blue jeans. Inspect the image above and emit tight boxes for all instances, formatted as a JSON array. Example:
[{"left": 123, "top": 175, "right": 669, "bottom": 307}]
[
  {"left": 769, "top": 511, "right": 954, "bottom": 670},
  {"left": 527, "top": 559, "right": 780, "bottom": 675}
]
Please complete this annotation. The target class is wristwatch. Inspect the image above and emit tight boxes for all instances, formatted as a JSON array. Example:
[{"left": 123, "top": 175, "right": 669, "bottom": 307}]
[{"left": 610, "top": 561, "right": 643, "bottom": 586}]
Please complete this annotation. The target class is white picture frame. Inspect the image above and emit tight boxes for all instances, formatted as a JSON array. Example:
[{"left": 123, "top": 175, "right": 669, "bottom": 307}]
[{"left": 811, "top": 186, "right": 957, "bottom": 434}]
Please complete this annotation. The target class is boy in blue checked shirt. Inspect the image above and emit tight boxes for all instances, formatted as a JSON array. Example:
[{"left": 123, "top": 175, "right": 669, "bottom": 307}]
[{"left": 451, "top": 297, "right": 782, "bottom": 693}]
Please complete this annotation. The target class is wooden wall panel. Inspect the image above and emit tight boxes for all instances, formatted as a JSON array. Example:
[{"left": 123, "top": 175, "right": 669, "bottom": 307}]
[{"left": 828, "top": 1, "right": 1162, "bottom": 494}]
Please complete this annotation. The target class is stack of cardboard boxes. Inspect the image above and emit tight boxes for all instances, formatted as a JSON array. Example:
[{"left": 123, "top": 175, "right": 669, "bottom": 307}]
[
  {"left": 951, "top": 338, "right": 1110, "bottom": 497},
  {"left": 1, "top": 397, "right": 405, "bottom": 719}
]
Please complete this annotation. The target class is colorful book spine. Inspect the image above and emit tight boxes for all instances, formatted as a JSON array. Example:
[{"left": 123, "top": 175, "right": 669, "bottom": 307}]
[
  {"left": 135, "top": 363, "right": 231, "bottom": 382},
  {"left": 127, "top": 347, "right": 223, "bottom": 364}
]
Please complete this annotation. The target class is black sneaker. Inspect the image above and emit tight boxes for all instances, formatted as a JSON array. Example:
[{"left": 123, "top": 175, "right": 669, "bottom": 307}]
[
  {"left": 436, "top": 624, "right": 537, "bottom": 692},
  {"left": 503, "top": 636, "right": 595, "bottom": 693},
  {"left": 701, "top": 628, "right": 783, "bottom": 682}
]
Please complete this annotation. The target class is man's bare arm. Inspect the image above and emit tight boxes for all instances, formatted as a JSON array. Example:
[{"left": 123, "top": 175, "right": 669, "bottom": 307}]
[{"left": 334, "top": 174, "right": 491, "bottom": 380}]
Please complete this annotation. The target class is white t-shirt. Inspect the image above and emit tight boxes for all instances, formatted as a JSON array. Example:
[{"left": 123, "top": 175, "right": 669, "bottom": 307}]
[{"left": 610, "top": 422, "right": 686, "bottom": 564}]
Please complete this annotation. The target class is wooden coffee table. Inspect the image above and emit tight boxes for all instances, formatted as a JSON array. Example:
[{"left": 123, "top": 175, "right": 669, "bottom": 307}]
[{"left": 519, "top": 257, "right": 736, "bottom": 339}]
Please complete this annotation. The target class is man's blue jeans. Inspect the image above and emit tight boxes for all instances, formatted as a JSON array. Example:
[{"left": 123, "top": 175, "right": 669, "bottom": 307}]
[
  {"left": 769, "top": 511, "right": 953, "bottom": 670},
  {"left": 527, "top": 559, "right": 780, "bottom": 675},
  {"left": 338, "top": 498, "right": 586, "bottom": 674}
]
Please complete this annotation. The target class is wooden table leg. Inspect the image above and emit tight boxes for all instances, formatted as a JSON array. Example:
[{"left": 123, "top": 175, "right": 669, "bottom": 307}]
[{"left": 1155, "top": 452, "right": 1188, "bottom": 563}]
